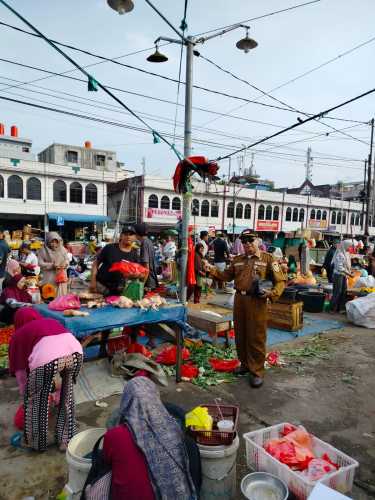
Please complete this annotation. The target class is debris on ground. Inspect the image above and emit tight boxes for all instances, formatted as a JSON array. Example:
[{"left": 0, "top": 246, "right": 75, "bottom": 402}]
[{"left": 281, "top": 335, "right": 332, "bottom": 361}]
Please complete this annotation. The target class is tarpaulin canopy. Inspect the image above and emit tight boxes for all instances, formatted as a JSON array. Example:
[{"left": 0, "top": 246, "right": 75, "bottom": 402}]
[{"left": 48, "top": 213, "right": 110, "bottom": 223}]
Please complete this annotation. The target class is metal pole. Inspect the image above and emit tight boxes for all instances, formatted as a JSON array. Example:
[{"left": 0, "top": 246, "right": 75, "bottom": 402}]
[
  {"left": 365, "top": 118, "right": 374, "bottom": 236},
  {"left": 361, "top": 159, "right": 367, "bottom": 232},
  {"left": 180, "top": 36, "right": 194, "bottom": 303}
]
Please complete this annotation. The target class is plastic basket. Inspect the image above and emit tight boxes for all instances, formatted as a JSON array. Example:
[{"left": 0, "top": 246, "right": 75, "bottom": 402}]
[
  {"left": 189, "top": 405, "right": 239, "bottom": 446},
  {"left": 244, "top": 422, "right": 359, "bottom": 500}
]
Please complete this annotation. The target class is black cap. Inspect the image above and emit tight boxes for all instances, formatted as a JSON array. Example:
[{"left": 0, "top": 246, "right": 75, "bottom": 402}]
[
  {"left": 240, "top": 229, "right": 257, "bottom": 242},
  {"left": 121, "top": 225, "right": 136, "bottom": 235},
  {"left": 134, "top": 223, "right": 147, "bottom": 237}
]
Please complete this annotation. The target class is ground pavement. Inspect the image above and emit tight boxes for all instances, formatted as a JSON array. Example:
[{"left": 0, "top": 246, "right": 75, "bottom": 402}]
[{"left": 0, "top": 315, "right": 374, "bottom": 499}]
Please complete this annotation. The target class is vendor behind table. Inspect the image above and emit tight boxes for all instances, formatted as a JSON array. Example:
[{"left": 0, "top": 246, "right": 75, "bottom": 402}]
[{"left": 37, "top": 232, "right": 70, "bottom": 296}]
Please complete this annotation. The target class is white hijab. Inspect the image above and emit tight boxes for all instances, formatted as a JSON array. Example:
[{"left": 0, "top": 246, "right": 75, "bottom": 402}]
[{"left": 332, "top": 239, "right": 352, "bottom": 273}]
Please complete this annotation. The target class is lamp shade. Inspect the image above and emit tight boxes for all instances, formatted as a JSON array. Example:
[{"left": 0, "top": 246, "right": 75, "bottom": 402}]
[
  {"left": 236, "top": 36, "right": 258, "bottom": 53},
  {"left": 107, "top": 0, "right": 134, "bottom": 14},
  {"left": 147, "top": 48, "right": 168, "bottom": 63}
]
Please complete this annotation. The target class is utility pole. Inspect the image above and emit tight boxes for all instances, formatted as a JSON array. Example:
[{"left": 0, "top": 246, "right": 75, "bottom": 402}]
[
  {"left": 221, "top": 159, "right": 231, "bottom": 231},
  {"left": 141, "top": 156, "right": 146, "bottom": 176},
  {"left": 305, "top": 146, "right": 313, "bottom": 182},
  {"left": 361, "top": 159, "right": 367, "bottom": 232},
  {"left": 365, "top": 118, "right": 374, "bottom": 236}
]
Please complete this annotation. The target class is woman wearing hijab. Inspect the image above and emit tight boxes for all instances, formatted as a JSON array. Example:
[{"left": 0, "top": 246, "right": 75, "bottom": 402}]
[
  {"left": 103, "top": 377, "right": 197, "bottom": 500},
  {"left": 9, "top": 307, "right": 83, "bottom": 451},
  {"left": 331, "top": 240, "right": 353, "bottom": 313},
  {"left": 38, "top": 232, "right": 70, "bottom": 296},
  {"left": 0, "top": 274, "right": 32, "bottom": 324}
]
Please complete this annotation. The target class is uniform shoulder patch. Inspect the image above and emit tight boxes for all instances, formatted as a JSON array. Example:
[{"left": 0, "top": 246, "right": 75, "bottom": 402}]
[{"left": 272, "top": 261, "right": 281, "bottom": 273}]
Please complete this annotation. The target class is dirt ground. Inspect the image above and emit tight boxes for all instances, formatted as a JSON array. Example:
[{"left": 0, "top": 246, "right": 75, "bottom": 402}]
[{"left": 0, "top": 316, "right": 374, "bottom": 499}]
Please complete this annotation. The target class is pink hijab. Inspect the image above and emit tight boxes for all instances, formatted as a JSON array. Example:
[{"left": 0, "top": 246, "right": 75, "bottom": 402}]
[
  {"left": 6, "top": 259, "right": 21, "bottom": 277},
  {"left": 14, "top": 307, "right": 42, "bottom": 329}
]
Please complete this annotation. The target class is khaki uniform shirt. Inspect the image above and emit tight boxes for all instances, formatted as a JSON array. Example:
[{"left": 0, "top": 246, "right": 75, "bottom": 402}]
[{"left": 211, "top": 251, "right": 286, "bottom": 301}]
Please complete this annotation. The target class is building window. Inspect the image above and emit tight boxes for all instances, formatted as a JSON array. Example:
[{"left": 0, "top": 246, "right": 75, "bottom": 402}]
[
  {"left": 95, "top": 154, "right": 106, "bottom": 167},
  {"left": 211, "top": 200, "right": 219, "bottom": 218},
  {"left": 350, "top": 213, "right": 355, "bottom": 226},
  {"left": 148, "top": 194, "right": 158, "bottom": 208},
  {"left": 8, "top": 175, "right": 23, "bottom": 199},
  {"left": 342, "top": 212, "right": 347, "bottom": 224},
  {"left": 236, "top": 203, "right": 243, "bottom": 219},
  {"left": 53, "top": 180, "right": 67, "bottom": 202},
  {"left": 22, "top": 146, "right": 30, "bottom": 153},
  {"left": 316, "top": 209, "right": 322, "bottom": 220},
  {"left": 26, "top": 177, "right": 41, "bottom": 200},
  {"left": 160, "top": 196, "right": 170, "bottom": 209},
  {"left": 201, "top": 199, "right": 209, "bottom": 217},
  {"left": 272, "top": 206, "right": 279, "bottom": 220},
  {"left": 337, "top": 212, "right": 342, "bottom": 225},
  {"left": 265, "top": 205, "right": 272, "bottom": 220},
  {"left": 66, "top": 150, "right": 78, "bottom": 163},
  {"left": 85, "top": 183, "right": 98, "bottom": 204},
  {"left": 0, "top": 175, "right": 4, "bottom": 198},
  {"left": 292, "top": 208, "right": 298, "bottom": 222},
  {"left": 285, "top": 207, "right": 292, "bottom": 221},
  {"left": 355, "top": 213, "right": 360, "bottom": 226},
  {"left": 258, "top": 204, "right": 265, "bottom": 220},
  {"left": 227, "top": 202, "right": 234, "bottom": 218},
  {"left": 192, "top": 199, "right": 199, "bottom": 216},
  {"left": 310, "top": 209, "right": 316, "bottom": 220},
  {"left": 322, "top": 210, "right": 327, "bottom": 220},
  {"left": 331, "top": 211, "right": 336, "bottom": 224},
  {"left": 70, "top": 181, "right": 83, "bottom": 203},
  {"left": 299, "top": 208, "right": 305, "bottom": 222},
  {"left": 172, "top": 197, "right": 181, "bottom": 211},
  {"left": 244, "top": 204, "right": 251, "bottom": 219}
]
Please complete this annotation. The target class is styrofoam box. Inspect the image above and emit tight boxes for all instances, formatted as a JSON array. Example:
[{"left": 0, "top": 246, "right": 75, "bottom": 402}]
[{"left": 244, "top": 423, "right": 359, "bottom": 500}]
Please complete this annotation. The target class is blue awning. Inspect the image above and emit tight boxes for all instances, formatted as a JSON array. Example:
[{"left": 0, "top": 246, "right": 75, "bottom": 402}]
[{"left": 48, "top": 213, "right": 110, "bottom": 223}]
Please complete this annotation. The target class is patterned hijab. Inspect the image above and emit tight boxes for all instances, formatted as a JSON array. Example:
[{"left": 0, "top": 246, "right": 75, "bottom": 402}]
[
  {"left": 38, "top": 232, "right": 68, "bottom": 267},
  {"left": 119, "top": 377, "right": 196, "bottom": 500}
]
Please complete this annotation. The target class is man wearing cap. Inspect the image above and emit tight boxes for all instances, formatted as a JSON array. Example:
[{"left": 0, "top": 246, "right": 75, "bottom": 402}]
[
  {"left": 90, "top": 225, "right": 139, "bottom": 295},
  {"left": 206, "top": 230, "right": 286, "bottom": 387}
]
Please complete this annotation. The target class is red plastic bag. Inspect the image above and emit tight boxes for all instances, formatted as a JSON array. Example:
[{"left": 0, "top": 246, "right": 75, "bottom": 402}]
[
  {"left": 265, "top": 427, "right": 315, "bottom": 471},
  {"left": 127, "top": 342, "right": 152, "bottom": 358},
  {"left": 55, "top": 268, "right": 68, "bottom": 284},
  {"left": 109, "top": 261, "right": 148, "bottom": 279},
  {"left": 48, "top": 294, "right": 80, "bottom": 311},
  {"left": 14, "top": 404, "right": 24, "bottom": 430},
  {"left": 181, "top": 363, "right": 199, "bottom": 380},
  {"left": 209, "top": 358, "right": 240, "bottom": 372},
  {"left": 303, "top": 457, "right": 338, "bottom": 480},
  {"left": 156, "top": 346, "right": 190, "bottom": 365}
]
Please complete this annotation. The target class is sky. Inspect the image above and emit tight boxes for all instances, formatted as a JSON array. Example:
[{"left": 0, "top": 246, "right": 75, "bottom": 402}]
[{"left": 0, "top": 0, "right": 374, "bottom": 187}]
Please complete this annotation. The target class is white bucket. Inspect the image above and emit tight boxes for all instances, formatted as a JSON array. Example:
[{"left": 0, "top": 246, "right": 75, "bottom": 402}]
[
  {"left": 198, "top": 435, "right": 239, "bottom": 500},
  {"left": 65, "top": 427, "right": 106, "bottom": 499}
]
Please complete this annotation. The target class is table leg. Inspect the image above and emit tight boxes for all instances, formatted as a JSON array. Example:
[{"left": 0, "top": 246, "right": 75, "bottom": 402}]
[
  {"left": 99, "top": 330, "right": 110, "bottom": 358},
  {"left": 175, "top": 325, "right": 183, "bottom": 383}
]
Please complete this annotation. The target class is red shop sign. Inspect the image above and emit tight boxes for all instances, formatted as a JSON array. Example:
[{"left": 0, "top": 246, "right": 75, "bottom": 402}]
[{"left": 256, "top": 220, "right": 280, "bottom": 232}]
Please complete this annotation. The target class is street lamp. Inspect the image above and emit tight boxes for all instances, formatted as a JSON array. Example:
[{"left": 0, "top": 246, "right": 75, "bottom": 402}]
[{"left": 107, "top": 1, "right": 258, "bottom": 302}]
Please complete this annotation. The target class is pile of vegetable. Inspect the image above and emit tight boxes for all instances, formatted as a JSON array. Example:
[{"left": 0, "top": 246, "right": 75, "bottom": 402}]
[{"left": 0, "top": 344, "right": 9, "bottom": 369}]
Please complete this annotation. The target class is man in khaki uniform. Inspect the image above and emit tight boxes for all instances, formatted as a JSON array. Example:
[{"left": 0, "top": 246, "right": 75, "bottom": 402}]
[{"left": 207, "top": 230, "right": 286, "bottom": 387}]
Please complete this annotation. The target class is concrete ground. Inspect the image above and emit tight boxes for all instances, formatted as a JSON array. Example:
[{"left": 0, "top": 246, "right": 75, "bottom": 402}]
[{"left": 0, "top": 315, "right": 374, "bottom": 499}]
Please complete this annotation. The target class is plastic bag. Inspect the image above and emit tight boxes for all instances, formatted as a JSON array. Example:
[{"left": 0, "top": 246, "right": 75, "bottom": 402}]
[
  {"left": 347, "top": 270, "right": 361, "bottom": 289},
  {"left": 181, "top": 363, "right": 199, "bottom": 380},
  {"left": 209, "top": 358, "right": 240, "bottom": 372},
  {"left": 127, "top": 343, "right": 152, "bottom": 358},
  {"left": 48, "top": 294, "right": 81, "bottom": 311},
  {"left": 109, "top": 261, "right": 148, "bottom": 279},
  {"left": 156, "top": 346, "right": 190, "bottom": 365},
  {"left": 303, "top": 456, "right": 338, "bottom": 481},
  {"left": 185, "top": 406, "right": 213, "bottom": 431},
  {"left": 346, "top": 292, "right": 375, "bottom": 328},
  {"left": 265, "top": 427, "right": 315, "bottom": 471},
  {"left": 55, "top": 268, "right": 68, "bottom": 284}
]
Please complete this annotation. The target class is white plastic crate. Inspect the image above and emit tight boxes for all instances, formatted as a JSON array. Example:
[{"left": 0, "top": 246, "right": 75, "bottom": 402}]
[{"left": 243, "top": 422, "right": 359, "bottom": 500}]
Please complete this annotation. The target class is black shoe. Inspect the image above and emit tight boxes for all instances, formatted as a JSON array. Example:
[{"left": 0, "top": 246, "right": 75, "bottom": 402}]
[
  {"left": 249, "top": 374, "right": 264, "bottom": 388},
  {"left": 233, "top": 365, "right": 249, "bottom": 375}
]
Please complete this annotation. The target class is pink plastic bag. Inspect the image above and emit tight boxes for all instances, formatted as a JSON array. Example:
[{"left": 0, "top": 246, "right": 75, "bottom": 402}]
[
  {"left": 303, "top": 457, "right": 338, "bottom": 480},
  {"left": 48, "top": 294, "right": 81, "bottom": 311}
]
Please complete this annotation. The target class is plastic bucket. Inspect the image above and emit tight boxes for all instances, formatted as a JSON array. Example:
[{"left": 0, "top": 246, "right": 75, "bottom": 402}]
[
  {"left": 65, "top": 427, "right": 106, "bottom": 498},
  {"left": 198, "top": 435, "right": 239, "bottom": 500}
]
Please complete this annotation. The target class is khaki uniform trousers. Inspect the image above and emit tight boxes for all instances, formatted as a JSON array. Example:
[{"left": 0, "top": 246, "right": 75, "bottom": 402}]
[{"left": 233, "top": 293, "right": 267, "bottom": 377}]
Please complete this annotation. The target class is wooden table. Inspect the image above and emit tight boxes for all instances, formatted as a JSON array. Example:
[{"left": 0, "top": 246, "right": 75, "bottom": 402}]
[{"left": 187, "top": 304, "right": 233, "bottom": 345}]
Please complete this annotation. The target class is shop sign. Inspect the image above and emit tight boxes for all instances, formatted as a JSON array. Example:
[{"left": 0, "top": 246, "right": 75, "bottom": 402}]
[
  {"left": 308, "top": 219, "right": 328, "bottom": 229},
  {"left": 145, "top": 208, "right": 181, "bottom": 219},
  {"left": 256, "top": 220, "right": 279, "bottom": 232}
]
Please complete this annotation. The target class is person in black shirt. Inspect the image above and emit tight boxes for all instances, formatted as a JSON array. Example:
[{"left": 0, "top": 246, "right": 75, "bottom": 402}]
[
  {"left": 90, "top": 225, "right": 139, "bottom": 295},
  {"left": 211, "top": 232, "right": 229, "bottom": 289},
  {"left": 134, "top": 223, "right": 159, "bottom": 291}
]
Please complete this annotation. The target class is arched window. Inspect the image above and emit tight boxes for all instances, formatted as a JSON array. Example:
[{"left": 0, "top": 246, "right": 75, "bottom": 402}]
[
  {"left": 310, "top": 209, "right": 316, "bottom": 220},
  {"left": 53, "top": 180, "right": 66, "bottom": 202},
  {"left": 201, "top": 199, "right": 209, "bottom": 217},
  {"left": 85, "top": 183, "right": 97, "bottom": 204},
  {"left": 172, "top": 197, "right": 181, "bottom": 211},
  {"left": 148, "top": 194, "right": 158, "bottom": 208},
  {"left": 70, "top": 182, "right": 82, "bottom": 203},
  {"left": 8, "top": 175, "right": 23, "bottom": 199},
  {"left": 337, "top": 212, "right": 342, "bottom": 225},
  {"left": 331, "top": 211, "right": 336, "bottom": 224},
  {"left": 322, "top": 210, "right": 327, "bottom": 220},
  {"left": 191, "top": 198, "right": 199, "bottom": 215},
  {"left": 258, "top": 204, "right": 265, "bottom": 220},
  {"left": 285, "top": 207, "right": 292, "bottom": 221},
  {"left": 342, "top": 212, "right": 347, "bottom": 224},
  {"left": 0, "top": 175, "right": 4, "bottom": 198},
  {"left": 211, "top": 200, "right": 219, "bottom": 217},
  {"left": 236, "top": 203, "right": 243, "bottom": 219},
  {"left": 273, "top": 206, "right": 280, "bottom": 220},
  {"left": 355, "top": 213, "right": 360, "bottom": 226},
  {"left": 292, "top": 208, "right": 298, "bottom": 222},
  {"left": 350, "top": 213, "right": 355, "bottom": 226},
  {"left": 26, "top": 177, "right": 41, "bottom": 200},
  {"left": 161, "top": 196, "right": 170, "bottom": 209},
  {"left": 227, "top": 202, "right": 234, "bottom": 218},
  {"left": 265, "top": 205, "right": 272, "bottom": 220},
  {"left": 244, "top": 204, "right": 251, "bottom": 219},
  {"left": 316, "top": 210, "right": 322, "bottom": 220},
  {"left": 299, "top": 208, "right": 305, "bottom": 222}
]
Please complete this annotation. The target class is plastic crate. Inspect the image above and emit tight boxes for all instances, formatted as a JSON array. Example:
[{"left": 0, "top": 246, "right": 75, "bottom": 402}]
[
  {"left": 189, "top": 405, "right": 239, "bottom": 446},
  {"left": 244, "top": 422, "right": 359, "bottom": 500}
]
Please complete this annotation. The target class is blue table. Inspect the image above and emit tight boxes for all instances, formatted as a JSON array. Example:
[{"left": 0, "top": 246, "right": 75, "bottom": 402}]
[{"left": 36, "top": 303, "right": 187, "bottom": 382}]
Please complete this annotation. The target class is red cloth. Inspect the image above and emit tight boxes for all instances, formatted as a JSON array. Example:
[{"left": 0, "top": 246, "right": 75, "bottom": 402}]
[
  {"left": 8, "top": 318, "right": 68, "bottom": 375},
  {"left": 187, "top": 236, "right": 196, "bottom": 286},
  {"left": 0, "top": 274, "right": 32, "bottom": 304},
  {"left": 14, "top": 307, "right": 42, "bottom": 329},
  {"left": 103, "top": 425, "right": 155, "bottom": 500}
]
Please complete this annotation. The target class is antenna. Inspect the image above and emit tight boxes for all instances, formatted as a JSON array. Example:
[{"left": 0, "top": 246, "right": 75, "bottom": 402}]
[{"left": 305, "top": 146, "right": 313, "bottom": 182}]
